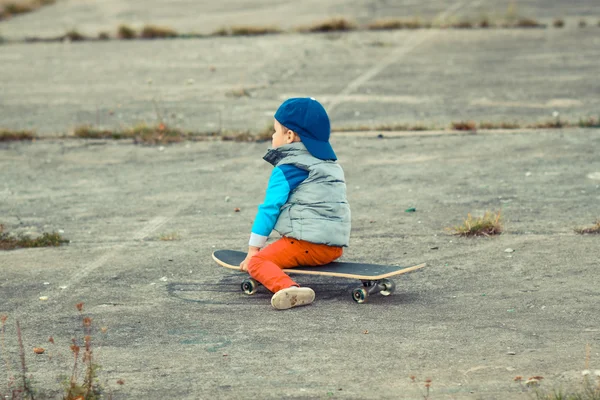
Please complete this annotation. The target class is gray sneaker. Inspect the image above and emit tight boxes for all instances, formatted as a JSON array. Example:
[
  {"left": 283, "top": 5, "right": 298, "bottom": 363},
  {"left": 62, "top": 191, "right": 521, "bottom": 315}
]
[{"left": 271, "top": 287, "right": 315, "bottom": 310}]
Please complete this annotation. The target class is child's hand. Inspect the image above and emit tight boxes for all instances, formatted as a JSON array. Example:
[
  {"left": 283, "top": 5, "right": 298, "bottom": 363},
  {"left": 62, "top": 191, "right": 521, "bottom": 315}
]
[{"left": 240, "top": 246, "right": 260, "bottom": 272}]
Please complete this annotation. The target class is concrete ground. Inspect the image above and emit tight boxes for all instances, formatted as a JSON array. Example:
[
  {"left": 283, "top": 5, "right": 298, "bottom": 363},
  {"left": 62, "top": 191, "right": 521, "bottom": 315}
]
[
  {"left": 1, "top": 0, "right": 600, "bottom": 399},
  {"left": 1, "top": 0, "right": 599, "bottom": 40},
  {"left": 1, "top": 130, "right": 600, "bottom": 399},
  {"left": 1, "top": 28, "right": 599, "bottom": 135}
]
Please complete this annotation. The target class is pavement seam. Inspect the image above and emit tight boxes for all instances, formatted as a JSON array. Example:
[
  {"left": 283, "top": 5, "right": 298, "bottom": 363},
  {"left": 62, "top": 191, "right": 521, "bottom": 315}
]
[{"left": 326, "top": 0, "right": 478, "bottom": 115}]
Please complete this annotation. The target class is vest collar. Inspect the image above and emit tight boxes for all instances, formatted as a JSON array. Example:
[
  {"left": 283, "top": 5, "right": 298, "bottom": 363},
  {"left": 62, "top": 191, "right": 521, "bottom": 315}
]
[{"left": 263, "top": 142, "right": 310, "bottom": 166}]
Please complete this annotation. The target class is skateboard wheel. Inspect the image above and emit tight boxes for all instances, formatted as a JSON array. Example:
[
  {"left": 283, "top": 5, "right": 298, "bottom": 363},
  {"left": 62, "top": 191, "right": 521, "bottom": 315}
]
[
  {"left": 352, "top": 288, "right": 368, "bottom": 304},
  {"left": 380, "top": 279, "right": 396, "bottom": 296},
  {"left": 241, "top": 278, "right": 258, "bottom": 295}
]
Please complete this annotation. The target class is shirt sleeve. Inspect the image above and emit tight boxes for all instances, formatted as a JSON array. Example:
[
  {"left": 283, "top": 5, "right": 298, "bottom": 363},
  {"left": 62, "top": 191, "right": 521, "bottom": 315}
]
[{"left": 249, "top": 165, "right": 309, "bottom": 248}]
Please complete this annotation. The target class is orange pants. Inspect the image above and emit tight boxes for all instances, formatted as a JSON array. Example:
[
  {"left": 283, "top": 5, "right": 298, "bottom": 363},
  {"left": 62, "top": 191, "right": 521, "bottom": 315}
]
[{"left": 247, "top": 237, "right": 343, "bottom": 293}]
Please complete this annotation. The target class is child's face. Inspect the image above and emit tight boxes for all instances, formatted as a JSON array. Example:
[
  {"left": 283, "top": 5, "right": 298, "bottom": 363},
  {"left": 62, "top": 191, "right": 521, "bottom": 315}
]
[{"left": 272, "top": 120, "right": 299, "bottom": 148}]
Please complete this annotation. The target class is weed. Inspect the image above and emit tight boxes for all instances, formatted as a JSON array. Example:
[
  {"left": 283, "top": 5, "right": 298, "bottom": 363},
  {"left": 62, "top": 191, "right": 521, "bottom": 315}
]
[
  {"left": 0, "top": 225, "right": 69, "bottom": 250},
  {"left": 298, "top": 18, "right": 356, "bottom": 33},
  {"left": 478, "top": 121, "right": 522, "bottom": 130},
  {"left": 63, "top": 30, "right": 86, "bottom": 42},
  {"left": 98, "top": 32, "right": 110, "bottom": 40},
  {"left": 2, "top": 2, "right": 33, "bottom": 17},
  {"left": 74, "top": 126, "right": 124, "bottom": 140},
  {"left": 479, "top": 17, "right": 491, "bottom": 28},
  {"left": 75, "top": 123, "right": 188, "bottom": 144},
  {"left": 229, "top": 26, "right": 281, "bottom": 36},
  {"left": 159, "top": 232, "right": 181, "bottom": 241},
  {"left": 515, "top": 345, "right": 600, "bottom": 399},
  {"left": 211, "top": 27, "right": 229, "bottom": 36},
  {"left": 553, "top": 19, "right": 565, "bottom": 28},
  {"left": 0, "top": 128, "right": 35, "bottom": 142},
  {"left": 117, "top": 24, "right": 136, "bottom": 39},
  {"left": 409, "top": 375, "right": 433, "bottom": 400},
  {"left": 367, "top": 18, "right": 425, "bottom": 30},
  {"left": 62, "top": 303, "right": 104, "bottom": 399},
  {"left": 528, "top": 119, "right": 568, "bottom": 129},
  {"left": 222, "top": 124, "right": 272, "bottom": 142},
  {"left": 332, "top": 123, "right": 431, "bottom": 132},
  {"left": 451, "top": 121, "right": 477, "bottom": 131},
  {"left": 579, "top": 117, "right": 600, "bottom": 128},
  {"left": 514, "top": 18, "right": 546, "bottom": 28},
  {"left": 450, "top": 210, "right": 503, "bottom": 237},
  {"left": 140, "top": 25, "right": 178, "bottom": 39},
  {"left": 0, "top": 0, "right": 55, "bottom": 19},
  {"left": 452, "top": 20, "right": 474, "bottom": 29},
  {"left": 574, "top": 220, "right": 600, "bottom": 235},
  {"left": 127, "top": 123, "right": 187, "bottom": 145},
  {"left": 579, "top": 19, "right": 587, "bottom": 28}
]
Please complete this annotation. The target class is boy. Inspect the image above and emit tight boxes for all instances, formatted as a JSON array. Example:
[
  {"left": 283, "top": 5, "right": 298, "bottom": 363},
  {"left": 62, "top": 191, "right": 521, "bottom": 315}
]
[{"left": 239, "top": 97, "right": 351, "bottom": 310}]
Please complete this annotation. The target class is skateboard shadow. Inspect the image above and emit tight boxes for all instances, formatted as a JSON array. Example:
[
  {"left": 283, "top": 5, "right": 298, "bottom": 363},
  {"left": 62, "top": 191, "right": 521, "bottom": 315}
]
[{"left": 167, "top": 278, "right": 423, "bottom": 306}]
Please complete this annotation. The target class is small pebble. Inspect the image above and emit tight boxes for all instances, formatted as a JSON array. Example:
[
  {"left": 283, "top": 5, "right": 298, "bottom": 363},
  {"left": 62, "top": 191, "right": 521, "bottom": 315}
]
[
  {"left": 39, "top": 296, "right": 48, "bottom": 301},
  {"left": 507, "top": 351, "right": 516, "bottom": 355},
  {"left": 505, "top": 248, "right": 515, "bottom": 253}
]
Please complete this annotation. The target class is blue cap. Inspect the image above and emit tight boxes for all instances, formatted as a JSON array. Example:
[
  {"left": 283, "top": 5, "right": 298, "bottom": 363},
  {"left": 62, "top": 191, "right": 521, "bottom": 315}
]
[{"left": 274, "top": 97, "right": 336, "bottom": 161}]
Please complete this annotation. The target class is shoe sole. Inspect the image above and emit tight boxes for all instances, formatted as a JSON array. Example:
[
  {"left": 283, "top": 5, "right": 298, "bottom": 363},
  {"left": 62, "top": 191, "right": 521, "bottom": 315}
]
[{"left": 271, "top": 287, "right": 315, "bottom": 310}]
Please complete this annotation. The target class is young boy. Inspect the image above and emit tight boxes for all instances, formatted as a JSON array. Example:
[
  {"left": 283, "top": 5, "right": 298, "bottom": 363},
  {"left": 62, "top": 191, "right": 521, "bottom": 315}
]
[{"left": 239, "top": 97, "right": 351, "bottom": 310}]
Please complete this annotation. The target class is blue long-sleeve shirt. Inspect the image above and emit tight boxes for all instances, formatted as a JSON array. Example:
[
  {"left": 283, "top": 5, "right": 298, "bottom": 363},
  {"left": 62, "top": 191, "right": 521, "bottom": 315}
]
[{"left": 249, "top": 164, "right": 309, "bottom": 248}]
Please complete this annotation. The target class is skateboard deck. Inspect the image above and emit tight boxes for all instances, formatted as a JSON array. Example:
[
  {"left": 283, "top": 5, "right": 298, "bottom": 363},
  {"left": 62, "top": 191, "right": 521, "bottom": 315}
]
[{"left": 212, "top": 250, "right": 426, "bottom": 303}]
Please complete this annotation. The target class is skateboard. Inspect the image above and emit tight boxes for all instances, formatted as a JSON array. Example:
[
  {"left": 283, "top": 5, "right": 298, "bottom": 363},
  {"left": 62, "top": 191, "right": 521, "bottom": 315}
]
[{"left": 212, "top": 250, "right": 426, "bottom": 303}]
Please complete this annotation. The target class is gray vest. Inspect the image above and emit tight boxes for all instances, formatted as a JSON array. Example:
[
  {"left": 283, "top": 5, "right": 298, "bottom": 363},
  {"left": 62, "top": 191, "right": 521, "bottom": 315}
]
[{"left": 264, "top": 143, "right": 351, "bottom": 247}]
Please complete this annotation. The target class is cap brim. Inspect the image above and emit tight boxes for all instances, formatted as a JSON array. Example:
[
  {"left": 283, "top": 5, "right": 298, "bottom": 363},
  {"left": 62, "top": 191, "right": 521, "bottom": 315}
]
[{"left": 298, "top": 134, "right": 337, "bottom": 161}]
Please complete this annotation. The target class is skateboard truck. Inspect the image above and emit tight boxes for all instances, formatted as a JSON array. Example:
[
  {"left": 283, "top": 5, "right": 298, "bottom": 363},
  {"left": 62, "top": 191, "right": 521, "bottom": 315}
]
[
  {"left": 352, "top": 279, "right": 396, "bottom": 303},
  {"left": 240, "top": 277, "right": 396, "bottom": 303}
]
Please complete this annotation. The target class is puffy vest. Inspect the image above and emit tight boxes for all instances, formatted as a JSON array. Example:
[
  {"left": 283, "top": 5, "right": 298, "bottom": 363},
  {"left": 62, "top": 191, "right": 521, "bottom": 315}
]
[{"left": 264, "top": 143, "right": 351, "bottom": 247}]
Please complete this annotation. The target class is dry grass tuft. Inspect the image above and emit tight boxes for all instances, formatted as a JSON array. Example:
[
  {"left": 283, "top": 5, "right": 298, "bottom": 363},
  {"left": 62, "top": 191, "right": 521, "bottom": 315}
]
[
  {"left": 229, "top": 26, "right": 282, "bottom": 36},
  {"left": 450, "top": 211, "right": 503, "bottom": 237},
  {"left": 117, "top": 24, "right": 137, "bottom": 39},
  {"left": 98, "top": 31, "right": 110, "bottom": 40},
  {"left": 0, "top": 128, "right": 35, "bottom": 142},
  {"left": 74, "top": 126, "right": 125, "bottom": 140},
  {"left": 0, "top": 225, "right": 69, "bottom": 250},
  {"left": 222, "top": 125, "right": 272, "bottom": 142},
  {"left": 479, "top": 121, "right": 522, "bottom": 130},
  {"left": 298, "top": 18, "right": 356, "bottom": 33},
  {"left": 579, "top": 117, "right": 600, "bottom": 128},
  {"left": 75, "top": 123, "right": 188, "bottom": 144},
  {"left": 367, "top": 18, "right": 426, "bottom": 30},
  {"left": 63, "top": 30, "right": 86, "bottom": 41},
  {"left": 452, "top": 20, "right": 474, "bottom": 29},
  {"left": 553, "top": 18, "right": 565, "bottom": 28},
  {"left": 528, "top": 119, "right": 568, "bottom": 129},
  {"left": 574, "top": 220, "right": 600, "bottom": 235},
  {"left": 159, "top": 232, "right": 181, "bottom": 241},
  {"left": 451, "top": 121, "right": 477, "bottom": 131},
  {"left": 0, "top": 0, "right": 55, "bottom": 19},
  {"left": 127, "top": 123, "right": 187, "bottom": 145},
  {"left": 332, "top": 123, "right": 431, "bottom": 132},
  {"left": 578, "top": 19, "right": 587, "bottom": 28},
  {"left": 514, "top": 18, "right": 545, "bottom": 28},
  {"left": 140, "top": 25, "right": 178, "bottom": 39}
]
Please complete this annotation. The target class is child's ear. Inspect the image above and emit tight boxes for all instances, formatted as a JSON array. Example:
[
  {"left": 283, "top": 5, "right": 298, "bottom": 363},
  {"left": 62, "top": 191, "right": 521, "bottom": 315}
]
[{"left": 285, "top": 130, "right": 296, "bottom": 143}]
